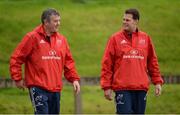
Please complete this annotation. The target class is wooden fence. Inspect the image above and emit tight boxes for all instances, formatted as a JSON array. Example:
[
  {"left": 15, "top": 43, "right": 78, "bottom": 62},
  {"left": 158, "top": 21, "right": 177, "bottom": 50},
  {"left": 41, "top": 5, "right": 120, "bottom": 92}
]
[{"left": 0, "top": 76, "right": 180, "bottom": 88}]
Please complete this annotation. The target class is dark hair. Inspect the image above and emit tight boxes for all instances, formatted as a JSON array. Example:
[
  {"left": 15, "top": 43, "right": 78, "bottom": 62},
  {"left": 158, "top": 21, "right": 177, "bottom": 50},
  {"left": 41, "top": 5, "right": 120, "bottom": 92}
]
[
  {"left": 125, "top": 8, "right": 140, "bottom": 20},
  {"left": 41, "top": 8, "right": 60, "bottom": 24}
]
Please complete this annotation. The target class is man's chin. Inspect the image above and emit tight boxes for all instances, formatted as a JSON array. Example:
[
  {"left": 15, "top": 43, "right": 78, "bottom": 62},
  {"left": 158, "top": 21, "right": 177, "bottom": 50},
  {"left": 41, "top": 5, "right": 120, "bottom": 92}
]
[
  {"left": 123, "top": 28, "right": 129, "bottom": 31},
  {"left": 53, "top": 29, "right": 59, "bottom": 33}
]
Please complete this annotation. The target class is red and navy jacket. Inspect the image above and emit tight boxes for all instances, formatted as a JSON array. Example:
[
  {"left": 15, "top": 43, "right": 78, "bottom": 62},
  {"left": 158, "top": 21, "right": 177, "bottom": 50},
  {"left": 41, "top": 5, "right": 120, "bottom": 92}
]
[
  {"left": 100, "top": 29, "right": 163, "bottom": 91},
  {"left": 10, "top": 25, "right": 80, "bottom": 92}
]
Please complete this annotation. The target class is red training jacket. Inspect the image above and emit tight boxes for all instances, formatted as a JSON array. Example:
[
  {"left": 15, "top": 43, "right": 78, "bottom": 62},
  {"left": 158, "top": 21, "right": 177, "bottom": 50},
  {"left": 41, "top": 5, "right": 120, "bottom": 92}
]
[
  {"left": 100, "top": 29, "right": 163, "bottom": 91},
  {"left": 10, "top": 25, "right": 80, "bottom": 92}
]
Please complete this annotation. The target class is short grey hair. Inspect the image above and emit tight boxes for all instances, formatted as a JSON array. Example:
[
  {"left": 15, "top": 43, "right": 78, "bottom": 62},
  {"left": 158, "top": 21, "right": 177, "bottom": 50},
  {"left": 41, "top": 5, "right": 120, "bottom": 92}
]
[{"left": 41, "top": 8, "right": 60, "bottom": 24}]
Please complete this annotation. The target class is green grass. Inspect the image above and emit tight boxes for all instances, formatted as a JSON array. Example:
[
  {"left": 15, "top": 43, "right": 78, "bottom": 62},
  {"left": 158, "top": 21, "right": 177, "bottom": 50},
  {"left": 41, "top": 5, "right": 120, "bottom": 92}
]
[
  {"left": 0, "top": 84, "right": 180, "bottom": 114},
  {"left": 0, "top": 0, "right": 180, "bottom": 77}
]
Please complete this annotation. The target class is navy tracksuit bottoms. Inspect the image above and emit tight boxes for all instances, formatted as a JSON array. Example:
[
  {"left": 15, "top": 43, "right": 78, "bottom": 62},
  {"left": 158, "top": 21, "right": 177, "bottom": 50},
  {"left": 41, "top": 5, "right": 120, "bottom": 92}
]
[
  {"left": 115, "top": 90, "right": 147, "bottom": 114},
  {"left": 29, "top": 87, "right": 60, "bottom": 114}
]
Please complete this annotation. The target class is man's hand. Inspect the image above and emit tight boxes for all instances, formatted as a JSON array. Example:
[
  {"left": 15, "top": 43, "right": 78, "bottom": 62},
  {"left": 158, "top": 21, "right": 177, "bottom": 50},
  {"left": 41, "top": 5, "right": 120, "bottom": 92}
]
[
  {"left": 104, "top": 89, "right": 113, "bottom": 101},
  {"left": 15, "top": 80, "right": 25, "bottom": 90},
  {"left": 73, "top": 81, "right": 80, "bottom": 94},
  {"left": 155, "top": 84, "right": 162, "bottom": 96}
]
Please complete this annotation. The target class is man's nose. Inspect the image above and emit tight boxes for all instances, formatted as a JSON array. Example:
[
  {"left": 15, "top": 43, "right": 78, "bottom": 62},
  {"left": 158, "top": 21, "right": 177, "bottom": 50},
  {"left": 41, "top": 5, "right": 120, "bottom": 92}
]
[{"left": 123, "top": 21, "right": 126, "bottom": 25}]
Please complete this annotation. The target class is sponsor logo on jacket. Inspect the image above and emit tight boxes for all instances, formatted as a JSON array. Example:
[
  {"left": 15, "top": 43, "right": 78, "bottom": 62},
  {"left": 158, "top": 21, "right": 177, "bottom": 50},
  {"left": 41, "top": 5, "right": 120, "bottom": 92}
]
[
  {"left": 57, "top": 39, "right": 62, "bottom": 45},
  {"left": 120, "top": 39, "right": 127, "bottom": 44},
  {"left": 123, "top": 49, "right": 144, "bottom": 59},
  {"left": 42, "top": 50, "right": 61, "bottom": 60},
  {"left": 40, "top": 39, "right": 46, "bottom": 44},
  {"left": 139, "top": 39, "right": 146, "bottom": 45}
]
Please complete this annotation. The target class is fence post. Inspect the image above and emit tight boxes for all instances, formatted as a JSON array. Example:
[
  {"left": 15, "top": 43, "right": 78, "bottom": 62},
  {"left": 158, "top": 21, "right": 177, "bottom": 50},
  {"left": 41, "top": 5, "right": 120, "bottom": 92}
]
[
  {"left": 5, "top": 78, "right": 8, "bottom": 88},
  {"left": 74, "top": 81, "right": 82, "bottom": 114}
]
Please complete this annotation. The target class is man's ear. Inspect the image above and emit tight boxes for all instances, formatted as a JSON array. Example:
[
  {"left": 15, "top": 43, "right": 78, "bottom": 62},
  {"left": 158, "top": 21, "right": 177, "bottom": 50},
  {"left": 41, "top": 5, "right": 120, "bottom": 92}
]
[{"left": 44, "top": 19, "right": 49, "bottom": 26}]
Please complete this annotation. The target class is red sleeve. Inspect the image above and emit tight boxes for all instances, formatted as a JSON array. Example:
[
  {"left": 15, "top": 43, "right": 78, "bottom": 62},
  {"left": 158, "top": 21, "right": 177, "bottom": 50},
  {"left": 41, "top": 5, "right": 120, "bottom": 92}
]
[
  {"left": 100, "top": 36, "right": 115, "bottom": 90},
  {"left": 9, "top": 33, "right": 34, "bottom": 81},
  {"left": 147, "top": 36, "right": 164, "bottom": 85},
  {"left": 63, "top": 39, "right": 80, "bottom": 83}
]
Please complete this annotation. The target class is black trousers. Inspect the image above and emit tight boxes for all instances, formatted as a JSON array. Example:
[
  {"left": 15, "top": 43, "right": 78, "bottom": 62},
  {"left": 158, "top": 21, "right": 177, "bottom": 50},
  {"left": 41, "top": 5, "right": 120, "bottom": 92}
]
[
  {"left": 29, "top": 87, "right": 60, "bottom": 114},
  {"left": 115, "top": 90, "right": 147, "bottom": 114}
]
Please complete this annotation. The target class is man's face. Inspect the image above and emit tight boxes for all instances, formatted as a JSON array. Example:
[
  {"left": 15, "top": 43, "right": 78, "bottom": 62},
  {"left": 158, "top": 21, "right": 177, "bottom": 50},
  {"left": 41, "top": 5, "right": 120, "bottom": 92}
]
[
  {"left": 122, "top": 14, "right": 138, "bottom": 32},
  {"left": 45, "top": 14, "right": 60, "bottom": 33}
]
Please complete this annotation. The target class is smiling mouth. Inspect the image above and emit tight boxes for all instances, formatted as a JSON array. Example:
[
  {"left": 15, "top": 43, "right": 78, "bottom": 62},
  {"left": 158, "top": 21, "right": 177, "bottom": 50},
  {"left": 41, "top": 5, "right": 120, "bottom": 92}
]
[{"left": 123, "top": 25, "right": 129, "bottom": 28}]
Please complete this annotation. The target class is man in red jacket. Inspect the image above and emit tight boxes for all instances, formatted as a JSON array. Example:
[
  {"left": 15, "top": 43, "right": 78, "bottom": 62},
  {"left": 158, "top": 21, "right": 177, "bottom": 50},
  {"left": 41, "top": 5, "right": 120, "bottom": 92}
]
[
  {"left": 10, "top": 8, "right": 80, "bottom": 114},
  {"left": 100, "top": 8, "right": 164, "bottom": 114}
]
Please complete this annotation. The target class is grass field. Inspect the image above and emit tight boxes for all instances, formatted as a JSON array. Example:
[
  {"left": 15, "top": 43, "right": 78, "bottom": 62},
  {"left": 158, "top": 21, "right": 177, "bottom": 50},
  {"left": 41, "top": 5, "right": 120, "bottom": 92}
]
[
  {"left": 0, "top": 84, "right": 180, "bottom": 114},
  {"left": 0, "top": 0, "right": 180, "bottom": 77}
]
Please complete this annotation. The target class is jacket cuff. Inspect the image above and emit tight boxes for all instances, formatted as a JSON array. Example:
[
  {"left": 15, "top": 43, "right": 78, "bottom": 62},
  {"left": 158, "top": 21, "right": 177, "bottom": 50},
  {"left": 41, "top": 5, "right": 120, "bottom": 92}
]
[
  {"left": 102, "top": 87, "right": 111, "bottom": 90},
  {"left": 68, "top": 77, "right": 80, "bottom": 83},
  {"left": 154, "top": 82, "right": 164, "bottom": 85},
  {"left": 13, "top": 78, "right": 22, "bottom": 82}
]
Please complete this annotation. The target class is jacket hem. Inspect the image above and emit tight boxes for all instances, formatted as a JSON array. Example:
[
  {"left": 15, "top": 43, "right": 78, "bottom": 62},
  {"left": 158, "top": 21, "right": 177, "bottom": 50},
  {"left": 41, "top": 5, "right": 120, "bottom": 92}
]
[
  {"left": 112, "top": 88, "right": 148, "bottom": 91},
  {"left": 27, "top": 84, "right": 62, "bottom": 92}
]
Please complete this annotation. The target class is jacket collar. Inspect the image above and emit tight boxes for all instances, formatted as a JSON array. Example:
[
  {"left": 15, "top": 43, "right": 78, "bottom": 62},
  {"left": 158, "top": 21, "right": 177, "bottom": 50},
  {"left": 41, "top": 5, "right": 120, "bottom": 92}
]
[{"left": 122, "top": 28, "right": 139, "bottom": 39}]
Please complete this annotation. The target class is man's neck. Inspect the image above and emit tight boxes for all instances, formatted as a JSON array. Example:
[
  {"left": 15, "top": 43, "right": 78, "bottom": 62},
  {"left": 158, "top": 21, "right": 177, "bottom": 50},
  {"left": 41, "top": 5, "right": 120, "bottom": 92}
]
[
  {"left": 43, "top": 25, "right": 52, "bottom": 36},
  {"left": 125, "top": 27, "right": 137, "bottom": 35},
  {"left": 43, "top": 25, "right": 52, "bottom": 42},
  {"left": 130, "top": 27, "right": 137, "bottom": 33},
  {"left": 45, "top": 29, "right": 51, "bottom": 37}
]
